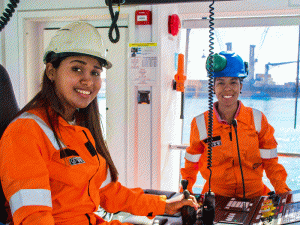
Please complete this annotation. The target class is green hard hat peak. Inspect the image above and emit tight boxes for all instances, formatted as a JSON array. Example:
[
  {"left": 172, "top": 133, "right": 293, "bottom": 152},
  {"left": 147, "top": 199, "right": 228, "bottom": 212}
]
[{"left": 206, "top": 53, "right": 227, "bottom": 72}]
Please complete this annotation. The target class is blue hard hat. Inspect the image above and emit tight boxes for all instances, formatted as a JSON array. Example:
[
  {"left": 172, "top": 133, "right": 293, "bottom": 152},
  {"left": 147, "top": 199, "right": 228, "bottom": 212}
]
[{"left": 206, "top": 51, "right": 248, "bottom": 78}]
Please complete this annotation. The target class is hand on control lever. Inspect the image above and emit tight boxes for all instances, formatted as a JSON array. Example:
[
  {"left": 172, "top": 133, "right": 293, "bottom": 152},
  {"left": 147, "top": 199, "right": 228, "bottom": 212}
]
[
  {"left": 164, "top": 190, "right": 198, "bottom": 216},
  {"left": 180, "top": 180, "right": 197, "bottom": 225}
]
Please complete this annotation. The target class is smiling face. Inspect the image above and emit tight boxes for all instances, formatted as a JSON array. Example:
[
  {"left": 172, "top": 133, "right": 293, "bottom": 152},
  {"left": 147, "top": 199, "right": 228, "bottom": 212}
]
[
  {"left": 214, "top": 77, "right": 242, "bottom": 109},
  {"left": 46, "top": 55, "right": 103, "bottom": 121}
]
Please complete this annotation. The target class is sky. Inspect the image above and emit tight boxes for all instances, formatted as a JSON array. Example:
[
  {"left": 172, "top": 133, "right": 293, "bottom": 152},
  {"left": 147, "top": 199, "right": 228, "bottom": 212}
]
[{"left": 182, "top": 26, "right": 299, "bottom": 85}]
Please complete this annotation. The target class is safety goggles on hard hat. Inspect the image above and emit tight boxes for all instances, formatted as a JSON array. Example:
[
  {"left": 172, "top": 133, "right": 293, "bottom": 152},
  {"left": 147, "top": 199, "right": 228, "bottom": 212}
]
[
  {"left": 43, "top": 21, "right": 112, "bottom": 69},
  {"left": 206, "top": 51, "right": 248, "bottom": 78}
]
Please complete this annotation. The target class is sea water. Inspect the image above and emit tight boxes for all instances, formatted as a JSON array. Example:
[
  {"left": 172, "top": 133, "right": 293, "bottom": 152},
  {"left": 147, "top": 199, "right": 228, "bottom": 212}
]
[{"left": 98, "top": 96, "right": 300, "bottom": 192}]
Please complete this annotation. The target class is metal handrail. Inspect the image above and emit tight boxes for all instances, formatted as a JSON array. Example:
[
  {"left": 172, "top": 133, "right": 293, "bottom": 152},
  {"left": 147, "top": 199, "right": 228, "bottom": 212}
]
[{"left": 169, "top": 144, "right": 300, "bottom": 158}]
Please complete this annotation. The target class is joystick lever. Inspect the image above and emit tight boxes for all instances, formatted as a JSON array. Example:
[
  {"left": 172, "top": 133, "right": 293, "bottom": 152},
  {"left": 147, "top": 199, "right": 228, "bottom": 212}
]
[{"left": 181, "top": 180, "right": 197, "bottom": 225}]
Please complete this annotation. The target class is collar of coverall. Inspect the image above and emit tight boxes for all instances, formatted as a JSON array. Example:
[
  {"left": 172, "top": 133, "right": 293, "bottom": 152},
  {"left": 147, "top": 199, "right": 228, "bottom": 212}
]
[{"left": 213, "top": 100, "right": 248, "bottom": 127}]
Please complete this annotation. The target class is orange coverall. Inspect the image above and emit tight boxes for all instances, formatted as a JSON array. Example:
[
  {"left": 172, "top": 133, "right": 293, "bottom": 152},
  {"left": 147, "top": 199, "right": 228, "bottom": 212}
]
[
  {"left": 181, "top": 101, "right": 291, "bottom": 199},
  {"left": 0, "top": 108, "right": 166, "bottom": 225}
]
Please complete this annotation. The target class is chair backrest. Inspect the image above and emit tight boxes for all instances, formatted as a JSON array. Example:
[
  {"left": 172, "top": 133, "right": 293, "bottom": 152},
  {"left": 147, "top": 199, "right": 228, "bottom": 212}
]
[
  {"left": 0, "top": 64, "right": 19, "bottom": 137},
  {"left": 0, "top": 64, "right": 19, "bottom": 223}
]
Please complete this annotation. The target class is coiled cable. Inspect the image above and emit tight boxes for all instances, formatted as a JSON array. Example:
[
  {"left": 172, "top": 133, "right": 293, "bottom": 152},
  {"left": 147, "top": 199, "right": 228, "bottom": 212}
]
[
  {"left": 0, "top": 0, "right": 20, "bottom": 32},
  {"left": 206, "top": 0, "right": 215, "bottom": 193},
  {"left": 107, "top": 0, "right": 121, "bottom": 43},
  {"left": 232, "top": 119, "right": 246, "bottom": 201}
]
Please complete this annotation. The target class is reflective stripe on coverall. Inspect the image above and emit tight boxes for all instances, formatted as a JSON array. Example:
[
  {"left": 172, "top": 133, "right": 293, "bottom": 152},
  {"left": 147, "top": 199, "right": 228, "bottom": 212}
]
[
  {"left": 181, "top": 101, "right": 291, "bottom": 199},
  {"left": 0, "top": 108, "right": 166, "bottom": 225}
]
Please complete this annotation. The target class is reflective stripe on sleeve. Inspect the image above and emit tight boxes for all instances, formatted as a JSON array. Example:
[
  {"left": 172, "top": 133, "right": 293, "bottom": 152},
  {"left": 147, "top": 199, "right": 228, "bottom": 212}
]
[
  {"left": 16, "top": 112, "right": 66, "bottom": 150},
  {"left": 260, "top": 148, "right": 277, "bottom": 159},
  {"left": 185, "top": 152, "right": 201, "bottom": 163},
  {"left": 10, "top": 189, "right": 52, "bottom": 216},
  {"left": 252, "top": 109, "right": 262, "bottom": 133},
  {"left": 195, "top": 113, "right": 207, "bottom": 140},
  {"left": 100, "top": 168, "right": 112, "bottom": 189}
]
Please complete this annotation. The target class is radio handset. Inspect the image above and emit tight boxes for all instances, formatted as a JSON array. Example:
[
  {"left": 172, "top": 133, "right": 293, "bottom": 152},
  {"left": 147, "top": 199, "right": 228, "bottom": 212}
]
[{"left": 201, "top": 191, "right": 215, "bottom": 225}]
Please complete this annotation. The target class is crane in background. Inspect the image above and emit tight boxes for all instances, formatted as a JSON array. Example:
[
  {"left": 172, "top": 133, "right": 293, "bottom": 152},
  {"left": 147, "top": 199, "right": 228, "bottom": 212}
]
[
  {"left": 248, "top": 28, "right": 269, "bottom": 84},
  {"left": 263, "top": 61, "right": 298, "bottom": 84}
]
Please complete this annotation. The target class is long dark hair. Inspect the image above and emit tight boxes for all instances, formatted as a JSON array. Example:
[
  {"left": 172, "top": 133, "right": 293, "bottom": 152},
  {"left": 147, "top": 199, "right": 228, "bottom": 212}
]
[{"left": 16, "top": 56, "right": 118, "bottom": 182}]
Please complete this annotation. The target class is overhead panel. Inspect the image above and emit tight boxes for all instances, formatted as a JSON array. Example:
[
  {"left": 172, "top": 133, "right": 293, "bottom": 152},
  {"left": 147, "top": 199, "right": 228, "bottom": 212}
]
[{"left": 106, "top": 0, "right": 236, "bottom": 5}]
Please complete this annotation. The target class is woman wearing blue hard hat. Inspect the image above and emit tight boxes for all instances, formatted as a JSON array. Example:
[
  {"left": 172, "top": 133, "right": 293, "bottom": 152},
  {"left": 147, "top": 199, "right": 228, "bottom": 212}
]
[{"left": 181, "top": 51, "right": 291, "bottom": 199}]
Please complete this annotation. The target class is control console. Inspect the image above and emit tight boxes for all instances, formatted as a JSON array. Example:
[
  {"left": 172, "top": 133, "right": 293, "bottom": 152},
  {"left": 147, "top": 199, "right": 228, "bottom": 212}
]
[
  {"left": 116, "top": 189, "right": 300, "bottom": 224},
  {"left": 195, "top": 190, "right": 300, "bottom": 225}
]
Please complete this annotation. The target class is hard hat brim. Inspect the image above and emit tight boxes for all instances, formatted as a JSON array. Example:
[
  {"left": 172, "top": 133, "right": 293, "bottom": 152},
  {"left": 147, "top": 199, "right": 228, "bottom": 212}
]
[{"left": 44, "top": 52, "right": 112, "bottom": 69}]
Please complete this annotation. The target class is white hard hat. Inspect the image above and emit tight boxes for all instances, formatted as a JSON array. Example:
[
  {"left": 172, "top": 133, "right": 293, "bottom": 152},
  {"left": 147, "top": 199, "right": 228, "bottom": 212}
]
[{"left": 43, "top": 21, "right": 112, "bottom": 69}]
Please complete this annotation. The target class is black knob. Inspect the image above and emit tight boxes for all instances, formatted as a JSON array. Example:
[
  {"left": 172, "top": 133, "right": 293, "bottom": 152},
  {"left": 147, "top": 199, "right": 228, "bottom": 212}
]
[{"left": 181, "top": 179, "right": 189, "bottom": 191}]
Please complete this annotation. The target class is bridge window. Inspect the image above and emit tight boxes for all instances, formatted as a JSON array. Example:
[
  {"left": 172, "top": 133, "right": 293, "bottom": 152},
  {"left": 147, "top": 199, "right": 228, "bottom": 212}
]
[{"left": 179, "top": 17, "right": 300, "bottom": 193}]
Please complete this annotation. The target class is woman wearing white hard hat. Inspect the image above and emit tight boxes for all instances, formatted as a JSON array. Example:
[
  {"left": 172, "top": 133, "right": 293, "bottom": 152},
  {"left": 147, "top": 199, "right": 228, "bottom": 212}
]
[
  {"left": 0, "top": 21, "right": 198, "bottom": 225},
  {"left": 181, "top": 51, "right": 291, "bottom": 199}
]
